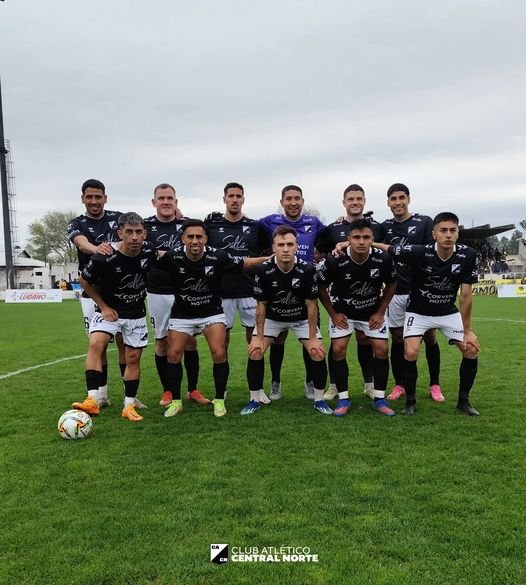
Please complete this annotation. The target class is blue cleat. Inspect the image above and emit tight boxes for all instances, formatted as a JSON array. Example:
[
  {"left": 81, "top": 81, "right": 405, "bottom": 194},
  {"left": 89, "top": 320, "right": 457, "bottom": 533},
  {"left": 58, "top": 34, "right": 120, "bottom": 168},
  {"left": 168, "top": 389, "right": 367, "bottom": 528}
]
[
  {"left": 373, "top": 399, "right": 396, "bottom": 416},
  {"left": 240, "top": 400, "right": 261, "bottom": 416},
  {"left": 333, "top": 399, "right": 351, "bottom": 417},
  {"left": 313, "top": 400, "right": 333, "bottom": 415}
]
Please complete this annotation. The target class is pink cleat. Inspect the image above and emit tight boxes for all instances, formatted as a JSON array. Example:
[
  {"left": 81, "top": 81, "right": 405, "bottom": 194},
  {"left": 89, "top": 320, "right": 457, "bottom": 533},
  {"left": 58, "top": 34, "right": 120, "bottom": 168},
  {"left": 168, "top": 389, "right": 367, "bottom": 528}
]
[
  {"left": 387, "top": 385, "right": 406, "bottom": 400},
  {"left": 429, "top": 384, "right": 445, "bottom": 402}
]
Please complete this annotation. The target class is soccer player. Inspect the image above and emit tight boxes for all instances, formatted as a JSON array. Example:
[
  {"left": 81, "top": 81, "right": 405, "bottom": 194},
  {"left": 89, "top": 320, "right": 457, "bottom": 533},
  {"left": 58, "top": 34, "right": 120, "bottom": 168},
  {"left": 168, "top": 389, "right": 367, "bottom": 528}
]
[
  {"left": 259, "top": 185, "right": 326, "bottom": 400},
  {"left": 72, "top": 212, "right": 156, "bottom": 421},
  {"left": 242, "top": 225, "right": 331, "bottom": 416},
  {"left": 67, "top": 179, "right": 124, "bottom": 407},
  {"left": 317, "top": 219, "right": 397, "bottom": 417},
  {"left": 144, "top": 183, "right": 206, "bottom": 408},
  {"left": 158, "top": 219, "right": 269, "bottom": 418},
  {"left": 316, "top": 184, "right": 382, "bottom": 401},
  {"left": 374, "top": 212, "right": 480, "bottom": 415},
  {"left": 380, "top": 183, "right": 443, "bottom": 402}
]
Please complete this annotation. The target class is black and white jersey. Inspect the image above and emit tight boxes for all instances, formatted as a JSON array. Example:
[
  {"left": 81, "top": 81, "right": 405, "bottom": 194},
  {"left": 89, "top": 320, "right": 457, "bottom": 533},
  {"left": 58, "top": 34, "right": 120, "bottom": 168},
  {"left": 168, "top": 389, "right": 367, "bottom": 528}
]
[
  {"left": 204, "top": 215, "right": 269, "bottom": 298},
  {"left": 253, "top": 257, "right": 318, "bottom": 322},
  {"left": 144, "top": 215, "right": 187, "bottom": 294},
  {"left": 81, "top": 243, "right": 156, "bottom": 319},
  {"left": 158, "top": 246, "right": 245, "bottom": 318},
  {"left": 316, "top": 248, "right": 396, "bottom": 320},
  {"left": 379, "top": 213, "right": 434, "bottom": 294},
  {"left": 388, "top": 243, "right": 478, "bottom": 316},
  {"left": 316, "top": 218, "right": 382, "bottom": 254},
  {"left": 68, "top": 210, "right": 122, "bottom": 273}
]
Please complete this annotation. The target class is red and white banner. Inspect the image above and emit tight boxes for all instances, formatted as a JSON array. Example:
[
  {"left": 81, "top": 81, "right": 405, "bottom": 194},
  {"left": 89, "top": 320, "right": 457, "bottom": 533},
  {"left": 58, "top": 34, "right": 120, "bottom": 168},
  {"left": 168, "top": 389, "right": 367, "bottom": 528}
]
[{"left": 5, "top": 289, "right": 63, "bottom": 303}]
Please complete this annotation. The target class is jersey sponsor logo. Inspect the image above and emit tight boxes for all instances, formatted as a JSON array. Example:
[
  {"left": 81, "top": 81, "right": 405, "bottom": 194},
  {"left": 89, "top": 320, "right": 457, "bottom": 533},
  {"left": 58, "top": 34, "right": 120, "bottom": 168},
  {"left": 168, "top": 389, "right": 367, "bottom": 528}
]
[
  {"left": 451, "top": 264, "right": 461, "bottom": 274},
  {"left": 205, "top": 266, "right": 214, "bottom": 275},
  {"left": 370, "top": 269, "right": 379, "bottom": 278},
  {"left": 292, "top": 278, "right": 300, "bottom": 288}
]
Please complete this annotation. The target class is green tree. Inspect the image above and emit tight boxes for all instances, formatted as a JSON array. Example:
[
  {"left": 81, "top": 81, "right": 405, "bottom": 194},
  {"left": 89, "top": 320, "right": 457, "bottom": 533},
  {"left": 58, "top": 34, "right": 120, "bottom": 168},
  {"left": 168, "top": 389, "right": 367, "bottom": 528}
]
[
  {"left": 28, "top": 211, "right": 78, "bottom": 264},
  {"left": 519, "top": 219, "right": 526, "bottom": 232},
  {"left": 508, "top": 229, "right": 523, "bottom": 254}
]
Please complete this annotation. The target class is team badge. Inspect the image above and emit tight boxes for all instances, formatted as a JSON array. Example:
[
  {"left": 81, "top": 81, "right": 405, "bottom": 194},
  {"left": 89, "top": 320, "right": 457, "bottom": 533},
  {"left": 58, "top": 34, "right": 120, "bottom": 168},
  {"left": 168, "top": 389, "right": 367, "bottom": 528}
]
[
  {"left": 108, "top": 221, "right": 117, "bottom": 229},
  {"left": 243, "top": 226, "right": 250, "bottom": 233},
  {"left": 210, "top": 544, "right": 229, "bottom": 565},
  {"left": 451, "top": 264, "right": 461, "bottom": 274},
  {"left": 408, "top": 226, "right": 416, "bottom": 235},
  {"left": 370, "top": 268, "right": 379, "bottom": 278},
  {"left": 205, "top": 266, "right": 214, "bottom": 275},
  {"left": 304, "top": 225, "right": 312, "bottom": 232},
  {"left": 140, "top": 259, "right": 148, "bottom": 269},
  {"left": 292, "top": 278, "right": 300, "bottom": 288}
]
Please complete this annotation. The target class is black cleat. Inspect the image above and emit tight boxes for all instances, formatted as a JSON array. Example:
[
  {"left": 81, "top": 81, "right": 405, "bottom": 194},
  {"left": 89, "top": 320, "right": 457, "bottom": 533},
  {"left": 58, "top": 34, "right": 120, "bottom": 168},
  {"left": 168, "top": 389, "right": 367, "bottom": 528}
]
[
  {"left": 402, "top": 403, "right": 416, "bottom": 416},
  {"left": 456, "top": 402, "right": 480, "bottom": 416}
]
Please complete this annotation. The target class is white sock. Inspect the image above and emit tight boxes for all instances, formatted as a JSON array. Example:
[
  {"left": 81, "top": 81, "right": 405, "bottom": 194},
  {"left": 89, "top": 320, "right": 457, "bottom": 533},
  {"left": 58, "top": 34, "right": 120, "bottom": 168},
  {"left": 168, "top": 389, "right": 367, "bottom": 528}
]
[
  {"left": 338, "top": 391, "right": 349, "bottom": 400},
  {"left": 87, "top": 390, "right": 99, "bottom": 403},
  {"left": 124, "top": 396, "right": 135, "bottom": 407},
  {"left": 98, "top": 384, "right": 108, "bottom": 400},
  {"left": 250, "top": 390, "right": 260, "bottom": 402},
  {"left": 314, "top": 389, "right": 324, "bottom": 401}
]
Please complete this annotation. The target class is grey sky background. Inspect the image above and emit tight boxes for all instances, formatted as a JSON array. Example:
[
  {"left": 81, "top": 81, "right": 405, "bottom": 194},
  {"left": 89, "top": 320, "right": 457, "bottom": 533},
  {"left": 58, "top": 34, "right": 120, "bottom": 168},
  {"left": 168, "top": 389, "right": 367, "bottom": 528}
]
[{"left": 1, "top": 0, "right": 524, "bottom": 248}]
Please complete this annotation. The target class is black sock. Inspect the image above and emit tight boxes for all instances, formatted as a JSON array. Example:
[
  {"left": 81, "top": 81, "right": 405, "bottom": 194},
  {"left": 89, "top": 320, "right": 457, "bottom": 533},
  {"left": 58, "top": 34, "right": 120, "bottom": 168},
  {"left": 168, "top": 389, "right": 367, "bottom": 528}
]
[
  {"left": 184, "top": 349, "right": 200, "bottom": 392},
  {"left": 404, "top": 360, "right": 418, "bottom": 404},
  {"left": 372, "top": 357, "right": 389, "bottom": 398},
  {"left": 327, "top": 346, "right": 335, "bottom": 384},
  {"left": 155, "top": 354, "right": 168, "bottom": 390},
  {"left": 119, "top": 362, "right": 126, "bottom": 378},
  {"left": 269, "top": 344, "right": 284, "bottom": 383},
  {"left": 85, "top": 369, "right": 102, "bottom": 393},
  {"left": 123, "top": 379, "right": 140, "bottom": 398},
  {"left": 426, "top": 342, "right": 441, "bottom": 386},
  {"left": 165, "top": 362, "right": 183, "bottom": 400},
  {"left": 390, "top": 342, "right": 405, "bottom": 386},
  {"left": 311, "top": 359, "right": 327, "bottom": 391},
  {"left": 247, "top": 358, "right": 265, "bottom": 391},
  {"left": 332, "top": 359, "right": 349, "bottom": 394},
  {"left": 458, "top": 357, "right": 478, "bottom": 404},
  {"left": 213, "top": 361, "right": 229, "bottom": 399},
  {"left": 302, "top": 346, "right": 314, "bottom": 383},
  {"left": 357, "top": 344, "right": 374, "bottom": 383},
  {"left": 101, "top": 364, "right": 108, "bottom": 386}
]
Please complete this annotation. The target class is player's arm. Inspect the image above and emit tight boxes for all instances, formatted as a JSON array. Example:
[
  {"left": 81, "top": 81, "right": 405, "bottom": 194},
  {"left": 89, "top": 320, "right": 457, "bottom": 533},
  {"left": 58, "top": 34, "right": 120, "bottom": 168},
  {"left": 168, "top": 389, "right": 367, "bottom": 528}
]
[
  {"left": 304, "top": 298, "right": 325, "bottom": 359},
  {"left": 371, "top": 242, "right": 390, "bottom": 253},
  {"left": 248, "top": 300, "right": 267, "bottom": 358},
  {"left": 318, "top": 284, "right": 348, "bottom": 329},
  {"left": 79, "top": 275, "right": 118, "bottom": 322},
  {"left": 459, "top": 283, "right": 480, "bottom": 352},
  {"left": 369, "top": 281, "right": 397, "bottom": 329},
  {"left": 73, "top": 234, "right": 113, "bottom": 256},
  {"left": 242, "top": 256, "right": 272, "bottom": 270}
]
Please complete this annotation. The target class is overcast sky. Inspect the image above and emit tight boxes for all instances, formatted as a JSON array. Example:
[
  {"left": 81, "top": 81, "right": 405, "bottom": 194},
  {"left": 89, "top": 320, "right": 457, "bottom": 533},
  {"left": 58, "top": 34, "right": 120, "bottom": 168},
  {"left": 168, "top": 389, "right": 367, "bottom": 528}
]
[{"left": 1, "top": 0, "right": 524, "bottom": 248}]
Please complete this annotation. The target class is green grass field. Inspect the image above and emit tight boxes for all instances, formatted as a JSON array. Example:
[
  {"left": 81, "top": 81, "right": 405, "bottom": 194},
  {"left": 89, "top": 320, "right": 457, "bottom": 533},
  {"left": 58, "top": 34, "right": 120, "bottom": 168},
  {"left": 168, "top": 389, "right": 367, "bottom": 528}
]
[{"left": 0, "top": 297, "right": 525, "bottom": 585}]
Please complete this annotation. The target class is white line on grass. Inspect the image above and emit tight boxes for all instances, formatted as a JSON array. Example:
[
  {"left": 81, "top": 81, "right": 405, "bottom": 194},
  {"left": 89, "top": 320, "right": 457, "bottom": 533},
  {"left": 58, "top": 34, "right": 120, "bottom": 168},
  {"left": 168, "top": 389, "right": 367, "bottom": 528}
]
[{"left": 473, "top": 317, "right": 526, "bottom": 324}]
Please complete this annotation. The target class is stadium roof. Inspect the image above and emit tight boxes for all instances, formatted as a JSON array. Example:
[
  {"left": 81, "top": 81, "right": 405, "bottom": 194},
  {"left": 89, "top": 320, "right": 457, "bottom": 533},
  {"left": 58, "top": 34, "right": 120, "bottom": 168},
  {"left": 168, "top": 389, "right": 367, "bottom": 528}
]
[{"left": 459, "top": 224, "right": 516, "bottom": 240}]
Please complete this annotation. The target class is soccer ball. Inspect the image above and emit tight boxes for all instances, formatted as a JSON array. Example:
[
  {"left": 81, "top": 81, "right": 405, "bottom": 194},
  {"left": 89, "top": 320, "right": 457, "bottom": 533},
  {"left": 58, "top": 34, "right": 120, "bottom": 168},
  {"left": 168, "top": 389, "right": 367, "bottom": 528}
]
[{"left": 58, "top": 409, "right": 93, "bottom": 440}]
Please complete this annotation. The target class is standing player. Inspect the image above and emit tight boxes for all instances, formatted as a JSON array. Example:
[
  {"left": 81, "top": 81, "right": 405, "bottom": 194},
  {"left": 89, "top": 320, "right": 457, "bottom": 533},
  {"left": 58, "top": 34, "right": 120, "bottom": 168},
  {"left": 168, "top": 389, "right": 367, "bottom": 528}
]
[
  {"left": 242, "top": 226, "right": 330, "bottom": 416},
  {"left": 259, "top": 185, "right": 326, "bottom": 400},
  {"left": 380, "top": 183, "right": 443, "bottom": 402},
  {"left": 144, "top": 183, "right": 206, "bottom": 407},
  {"left": 67, "top": 179, "right": 124, "bottom": 407},
  {"left": 316, "top": 184, "right": 382, "bottom": 401},
  {"left": 158, "top": 220, "right": 269, "bottom": 418},
  {"left": 72, "top": 213, "right": 156, "bottom": 421},
  {"left": 317, "top": 219, "right": 397, "bottom": 417},
  {"left": 374, "top": 212, "right": 480, "bottom": 415}
]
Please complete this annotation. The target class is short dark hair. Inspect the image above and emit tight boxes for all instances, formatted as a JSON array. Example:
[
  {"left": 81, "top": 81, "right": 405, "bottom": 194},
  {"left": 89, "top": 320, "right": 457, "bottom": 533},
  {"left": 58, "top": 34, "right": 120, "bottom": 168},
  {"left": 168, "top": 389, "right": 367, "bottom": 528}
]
[
  {"left": 224, "top": 182, "right": 244, "bottom": 195},
  {"left": 118, "top": 212, "right": 144, "bottom": 228},
  {"left": 343, "top": 184, "right": 365, "bottom": 197},
  {"left": 81, "top": 179, "right": 105, "bottom": 195},
  {"left": 272, "top": 225, "right": 297, "bottom": 240},
  {"left": 181, "top": 218, "right": 207, "bottom": 234},
  {"left": 387, "top": 183, "right": 410, "bottom": 197},
  {"left": 153, "top": 183, "right": 176, "bottom": 195},
  {"left": 348, "top": 218, "right": 373, "bottom": 234},
  {"left": 281, "top": 185, "right": 303, "bottom": 199},
  {"left": 433, "top": 212, "right": 459, "bottom": 226}
]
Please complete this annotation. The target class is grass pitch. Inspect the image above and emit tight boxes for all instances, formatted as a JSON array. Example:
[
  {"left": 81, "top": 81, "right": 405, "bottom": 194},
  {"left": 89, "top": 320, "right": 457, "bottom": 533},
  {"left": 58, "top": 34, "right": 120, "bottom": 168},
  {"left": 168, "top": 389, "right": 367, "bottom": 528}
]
[{"left": 0, "top": 297, "right": 525, "bottom": 585}]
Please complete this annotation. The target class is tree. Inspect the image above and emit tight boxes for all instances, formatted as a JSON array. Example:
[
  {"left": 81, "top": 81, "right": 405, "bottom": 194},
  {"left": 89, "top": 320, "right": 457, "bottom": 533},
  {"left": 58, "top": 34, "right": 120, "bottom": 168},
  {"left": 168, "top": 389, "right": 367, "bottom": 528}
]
[
  {"left": 508, "top": 229, "right": 523, "bottom": 255},
  {"left": 519, "top": 219, "right": 526, "bottom": 233},
  {"left": 28, "top": 211, "right": 78, "bottom": 264}
]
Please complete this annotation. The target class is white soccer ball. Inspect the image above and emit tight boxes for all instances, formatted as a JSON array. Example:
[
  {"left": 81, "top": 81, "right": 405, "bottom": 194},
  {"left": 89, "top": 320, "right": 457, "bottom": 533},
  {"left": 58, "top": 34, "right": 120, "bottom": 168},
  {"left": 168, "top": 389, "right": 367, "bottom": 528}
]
[{"left": 58, "top": 409, "right": 93, "bottom": 440}]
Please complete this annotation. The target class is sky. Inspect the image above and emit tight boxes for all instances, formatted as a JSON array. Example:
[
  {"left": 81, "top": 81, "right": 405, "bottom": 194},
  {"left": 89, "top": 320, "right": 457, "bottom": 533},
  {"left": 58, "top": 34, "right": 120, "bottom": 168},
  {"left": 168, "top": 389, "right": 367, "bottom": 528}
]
[{"left": 1, "top": 0, "right": 525, "bottom": 249}]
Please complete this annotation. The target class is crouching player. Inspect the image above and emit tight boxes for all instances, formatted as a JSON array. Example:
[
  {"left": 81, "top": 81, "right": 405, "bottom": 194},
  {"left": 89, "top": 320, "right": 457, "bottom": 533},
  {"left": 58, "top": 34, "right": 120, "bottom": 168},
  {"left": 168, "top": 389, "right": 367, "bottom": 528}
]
[
  {"left": 243, "top": 225, "right": 330, "bottom": 416},
  {"left": 374, "top": 212, "right": 480, "bottom": 415},
  {"left": 72, "top": 212, "right": 155, "bottom": 421},
  {"left": 317, "top": 219, "right": 397, "bottom": 416}
]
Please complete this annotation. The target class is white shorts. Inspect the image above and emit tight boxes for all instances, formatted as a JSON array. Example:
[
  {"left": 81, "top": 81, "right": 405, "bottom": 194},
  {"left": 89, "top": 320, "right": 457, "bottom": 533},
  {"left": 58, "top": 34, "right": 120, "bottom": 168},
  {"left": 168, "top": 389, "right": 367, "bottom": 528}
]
[
  {"left": 89, "top": 314, "right": 149, "bottom": 348},
  {"left": 222, "top": 297, "right": 257, "bottom": 329},
  {"left": 328, "top": 318, "right": 388, "bottom": 340},
  {"left": 81, "top": 297, "right": 96, "bottom": 334},
  {"left": 255, "top": 318, "right": 322, "bottom": 341},
  {"left": 404, "top": 312, "right": 464, "bottom": 343},
  {"left": 169, "top": 313, "right": 227, "bottom": 336},
  {"left": 147, "top": 293, "right": 175, "bottom": 339},
  {"left": 387, "top": 294, "right": 409, "bottom": 329}
]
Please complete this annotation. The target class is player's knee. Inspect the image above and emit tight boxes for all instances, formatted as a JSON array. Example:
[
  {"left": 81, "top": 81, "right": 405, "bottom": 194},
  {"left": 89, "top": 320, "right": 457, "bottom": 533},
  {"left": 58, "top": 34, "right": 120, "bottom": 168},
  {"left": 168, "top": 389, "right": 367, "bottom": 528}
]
[
  {"left": 390, "top": 328, "right": 403, "bottom": 344},
  {"left": 155, "top": 338, "right": 168, "bottom": 355},
  {"left": 167, "top": 348, "right": 184, "bottom": 363},
  {"left": 185, "top": 336, "right": 197, "bottom": 351},
  {"left": 462, "top": 346, "right": 479, "bottom": 359},
  {"left": 210, "top": 348, "right": 227, "bottom": 363},
  {"left": 404, "top": 347, "right": 419, "bottom": 361},
  {"left": 374, "top": 344, "right": 388, "bottom": 359},
  {"left": 331, "top": 345, "right": 346, "bottom": 361}
]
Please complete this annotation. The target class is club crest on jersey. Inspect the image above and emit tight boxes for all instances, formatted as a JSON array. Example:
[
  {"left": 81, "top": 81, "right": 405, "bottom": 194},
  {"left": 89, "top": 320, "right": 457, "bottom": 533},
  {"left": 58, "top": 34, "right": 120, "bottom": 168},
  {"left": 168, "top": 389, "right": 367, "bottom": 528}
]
[
  {"left": 108, "top": 221, "right": 117, "bottom": 229},
  {"left": 370, "top": 268, "right": 379, "bottom": 278},
  {"left": 292, "top": 278, "right": 300, "bottom": 288},
  {"left": 140, "top": 259, "right": 148, "bottom": 269},
  {"left": 304, "top": 225, "right": 312, "bottom": 232},
  {"left": 451, "top": 264, "right": 461, "bottom": 274},
  {"left": 408, "top": 226, "right": 416, "bottom": 235},
  {"left": 205, "top": 266, "right": 214, "bottom": 275},
  {"left": 242, "top": 226, "right": 250, "bottom": 233}
]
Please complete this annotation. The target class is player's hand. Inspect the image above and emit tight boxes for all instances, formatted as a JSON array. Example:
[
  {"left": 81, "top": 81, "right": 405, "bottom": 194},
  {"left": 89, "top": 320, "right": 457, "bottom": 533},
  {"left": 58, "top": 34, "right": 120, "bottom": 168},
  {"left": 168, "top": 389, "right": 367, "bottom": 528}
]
[
  {"left": 332, "top": 241, "right": 349, "bottom": 256},
  {"left": 248, "top": 339, "right": 264, "bottom": 358},
  {"left": 332, "top": 313, "right": 348, "bottom": 329},
  {"left": 96, "top": 242, "right": 114, "bottom": 255},
  {"left": 461, "top": 331, "right": 480, "bottom": 352},
  {"left": 101, "top": 307, "right": 118, "bottom": 322},
  {"left": 305, "top": 339, "right": 326, "bottom": 360},
  {"left": 369, "top": 312, "right": 385, "bottom": 330}
]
